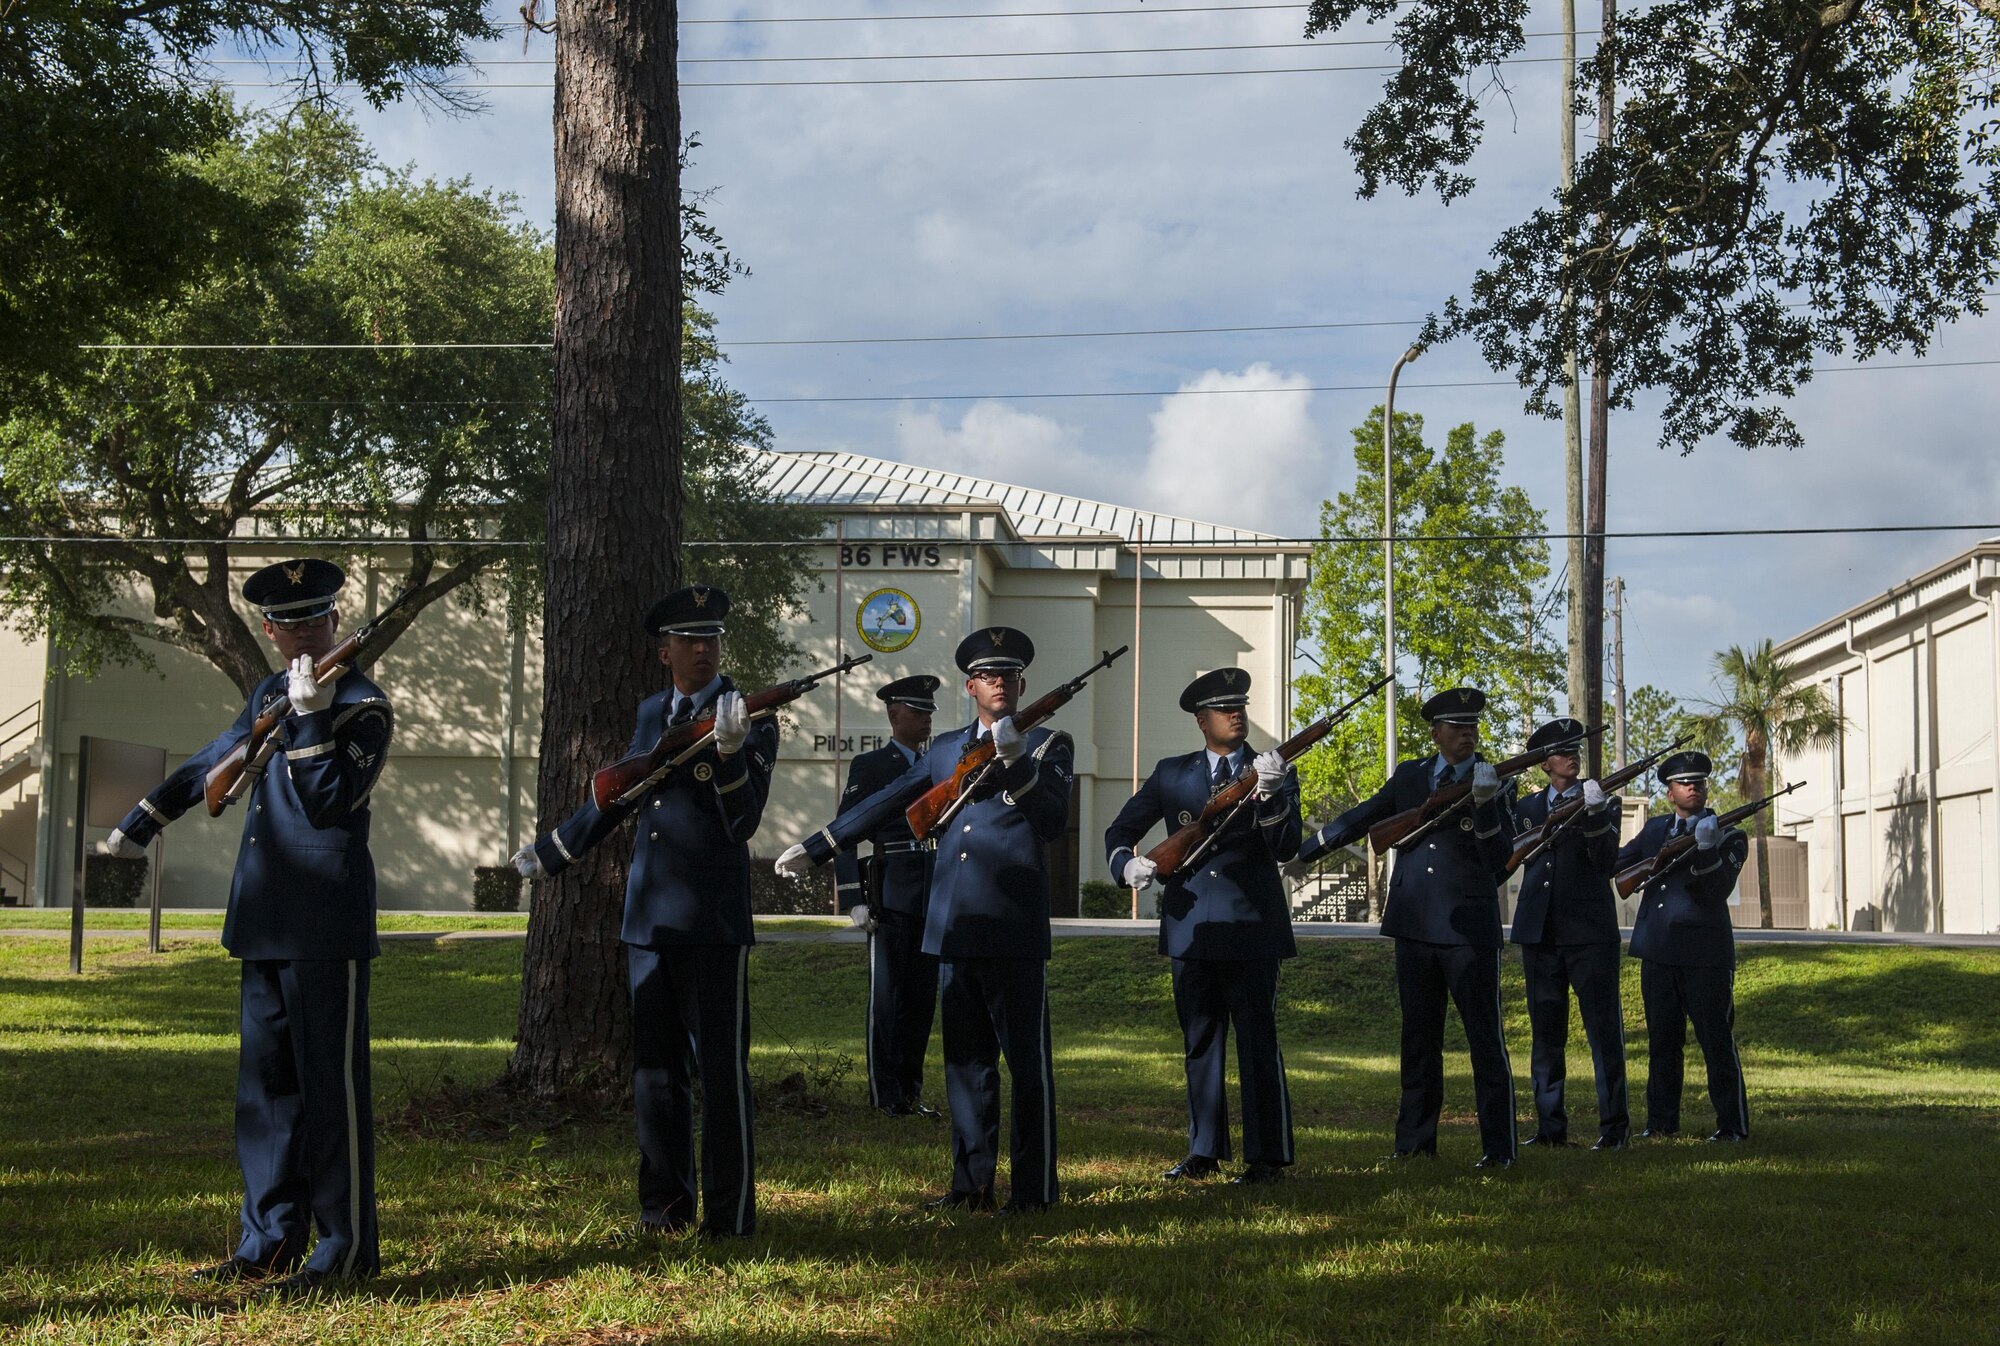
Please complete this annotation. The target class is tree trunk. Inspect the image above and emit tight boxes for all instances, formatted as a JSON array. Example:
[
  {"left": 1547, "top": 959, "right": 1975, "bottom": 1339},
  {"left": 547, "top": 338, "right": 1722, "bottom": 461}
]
[
  {"left": 508, "top": 0, "right": 682, "bottom": 1097},
  {"left": 1581, "top": 0, "right": 1615, "bottom": 781},
  {"left": 1743, "top": 735, "right": 1773, "bottom": 929}
]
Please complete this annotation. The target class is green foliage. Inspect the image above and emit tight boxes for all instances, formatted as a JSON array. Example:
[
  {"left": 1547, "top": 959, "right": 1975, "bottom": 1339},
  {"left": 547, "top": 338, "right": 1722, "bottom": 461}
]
[
  {"left": 1078, "top": 879, "right": 1129, "bottom": 919},
  {"left": 1293, "top": 407, "right": 1562, "bottom": 820},
  {"left": 82, "top": 856, "right": 147, "bottom": 908},
  {"left": 0, "top": 0, "right": 495, "bottom": 407},
  {"left": 0, "top": 106, "right": 820, "bottom": 696},
  {"left": 1307, "top": 0, "right": 2000, "bottom": 453},
  {"left": 471, "top": 866, "right": 522, "bottom": 913}
]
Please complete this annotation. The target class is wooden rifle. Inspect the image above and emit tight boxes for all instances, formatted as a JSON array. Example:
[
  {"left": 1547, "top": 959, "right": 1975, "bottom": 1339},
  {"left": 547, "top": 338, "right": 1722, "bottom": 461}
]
[
  {"left": 904, "top": 644, "right": 1128, "bottom": 838},
  {"left": 202, "top": 585, "right": 419, "bottom": 817},
  {"left": 1501, "top": 734, "right": 1692, "bottom": 876},
  {"left": 591, "top": 652, "right": 873, "bottom": 810},
  {"left": 1365, "top": 725, "right": 1605, "bottom": 855},
  {"left": 1611, "top": 781, "right": 1805, "bottom": 899},
  {"left": 1144, "top": 672, "right": 1391, "bottom": 879}
]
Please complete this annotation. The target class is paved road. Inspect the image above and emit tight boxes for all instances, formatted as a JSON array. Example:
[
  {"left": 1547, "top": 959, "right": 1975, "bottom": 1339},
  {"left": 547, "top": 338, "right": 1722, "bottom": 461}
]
[{"left": 8, "top": 915, "right": 1999, "bottom": 948}]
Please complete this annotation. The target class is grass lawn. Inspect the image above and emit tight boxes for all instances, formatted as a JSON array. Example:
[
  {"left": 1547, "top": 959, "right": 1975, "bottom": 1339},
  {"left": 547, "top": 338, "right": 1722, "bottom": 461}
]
[{"left": 3, "top": 934, "right": 1997, "bottom": 1344}]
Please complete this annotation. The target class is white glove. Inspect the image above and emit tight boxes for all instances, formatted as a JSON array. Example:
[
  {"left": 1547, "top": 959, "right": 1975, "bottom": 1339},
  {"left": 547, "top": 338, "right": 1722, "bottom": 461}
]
[
  {"left": 712, "top": 691, "right": 749, "bottom": 756},
  {"left": 1695, "top": 815, "right": 1721, "bottom": 850},
  {"left": 848, "top": 903, "right": 872, "bottom": 930},
  {"left": 287, "top": 654, "right": 334, "bottom": 714},
  {"left": 1581, "top": 778, "right": 1607, "bottom": 811},
  {"left": 1121, "top": 855, "right": 1157, "bottom": 892},
  {"left": 1470, "top": 762, "right": 1502, "bottom": 804},
  {"left": 775, "top": 843, "right": 814, "bottom": 878},
  {"left": 98, "top": 828, "right": 145, "bottom": 860},
  {"left": 511, "top": 844, "right": 543, "bottom": 878},
  {"left": 991, "top": 716, "right": 1026, "bottom": 765},
  {"left": 1253, "top": 750, "right": 1286, "bottom": 800}
]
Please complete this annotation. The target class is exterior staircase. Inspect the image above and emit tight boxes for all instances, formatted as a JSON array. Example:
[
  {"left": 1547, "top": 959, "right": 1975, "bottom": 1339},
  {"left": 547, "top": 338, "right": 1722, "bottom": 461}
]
[{"left": 0, "top": 700, "right": 41, "bottom": 906}]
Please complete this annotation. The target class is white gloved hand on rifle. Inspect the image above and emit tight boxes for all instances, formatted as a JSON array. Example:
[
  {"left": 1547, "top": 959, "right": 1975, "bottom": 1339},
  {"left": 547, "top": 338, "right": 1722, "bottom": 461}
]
[
  {"left": 1470, "top": 761, "right": 1502, "bottom": 805},
  {"left": 1694, "top": 815, "right": 1721, "bottom": 850},
  {"left": 775, "top": 843, "right": 815, "bottom": 879},
  {"left": 712, "top": 691, "right": 749, "bottom": 756},
  {"left": 991, "top": 716, "right": 1026, "bottom": 765},
  {"left": 1581, "top": 778, "right": 1608, "bottom": 811},
  {"left": 1252, "top": 750, "right": 1286, "bottom": 800},
  {"left": 511, "top": 844, "right": 543, "bottom": 878},
  {"left": 98, "top": 829, "right": 145, "bottom": 860},
  {"left": 287, "top": 654, "right": 334, "bottom": 714},
  {"left": 1121, "top": 855, "right": 1157, "bottom": 893}
]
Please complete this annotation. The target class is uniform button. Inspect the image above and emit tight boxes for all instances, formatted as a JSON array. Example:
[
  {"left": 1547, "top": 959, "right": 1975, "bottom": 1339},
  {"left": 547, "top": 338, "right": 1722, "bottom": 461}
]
[
  {"left": 959, "top": 853, "right": 968, "bottom": 861},
  {"left": 649, "top": 831, "right": 659, "bottom": 840},
  {"left": 653, "top": 799, "right": 661, "bottom": 809},
  {"left": 963, "top": 824, "right": 972, "bottom": 833},
  {"left": 249, "top": 836, "right": 257, "bottom": 845},
  {"left": 1544, "top": 881, "right": 1551, "bottom": 888},
  {"left": 1427, "top": 866, "right": 1434, "bottom": 873}
]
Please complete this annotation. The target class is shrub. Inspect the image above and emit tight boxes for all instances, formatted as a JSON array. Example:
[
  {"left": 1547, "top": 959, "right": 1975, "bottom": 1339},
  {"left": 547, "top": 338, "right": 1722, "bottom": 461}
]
[
  {"left": 84, "top": 855, "right": 147, "bottom": 908},
  {"left": 1079, "top": 879, "right": 1129, "bottom": 919},
  {"left": 472, "top": 866, "right": 522, "bottom": 912},
  {"left": 750, "top": 856, "right": 831, "bottom": 915}
]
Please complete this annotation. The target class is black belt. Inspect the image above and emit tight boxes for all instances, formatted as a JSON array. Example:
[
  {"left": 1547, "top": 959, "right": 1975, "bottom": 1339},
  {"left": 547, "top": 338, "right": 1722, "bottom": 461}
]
[{"left": 877, "top": 840, "right": 933, "bottom": 856}]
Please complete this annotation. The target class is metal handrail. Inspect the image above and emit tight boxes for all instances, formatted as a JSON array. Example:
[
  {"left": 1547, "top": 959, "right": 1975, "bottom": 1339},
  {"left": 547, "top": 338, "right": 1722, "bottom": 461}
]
[
  {"left": 0, "top": 700, "right": 40, "bottom": 757},
  {"left": 0, "top": 843, "right": 28, "bottom": 902}
]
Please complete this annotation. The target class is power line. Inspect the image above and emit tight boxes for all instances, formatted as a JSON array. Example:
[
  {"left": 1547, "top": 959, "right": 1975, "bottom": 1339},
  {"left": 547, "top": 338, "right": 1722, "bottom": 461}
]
[{"left": 680, "top": 4, "right": 1310, "bottom": 22}]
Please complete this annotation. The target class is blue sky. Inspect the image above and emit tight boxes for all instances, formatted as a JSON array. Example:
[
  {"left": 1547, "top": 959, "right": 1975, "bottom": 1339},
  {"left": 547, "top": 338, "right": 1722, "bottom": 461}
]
[{"left": 230, "top": 1, "right": 2000, "bottom": 708}]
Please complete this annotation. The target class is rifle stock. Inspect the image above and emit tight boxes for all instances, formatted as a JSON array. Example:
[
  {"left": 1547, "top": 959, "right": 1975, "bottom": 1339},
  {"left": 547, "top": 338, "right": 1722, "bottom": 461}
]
[
  {"left": 590, "top": 653, "right": 873, "bottom": 811},
  {"left": 904, "top": 645, "right": 1129, "bottom": 838},
  {"left": 201, "top": 586, "right": 418, "bottom": 817},
  {"left": 1365, "top": 726, "right": 1605, "bottom": 855},
  {"left": 1611, "top": 781, "right": 1805, "bottom": 898},
  {"left": 1501, "top": 734, "right": 1692, "bottom": 875},
  {"left": 1144, "top": 673, "right": 1390, "bottom": 878}
]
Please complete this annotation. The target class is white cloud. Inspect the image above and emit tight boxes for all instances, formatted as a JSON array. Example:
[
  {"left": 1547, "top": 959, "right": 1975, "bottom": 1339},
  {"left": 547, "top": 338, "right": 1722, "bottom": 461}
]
[
  {"left": 892, "top": 401, "right": 1120, "bottom": 502},
  {"left": 1140, "top": 364, "right": 1323, "bottom": 535}
]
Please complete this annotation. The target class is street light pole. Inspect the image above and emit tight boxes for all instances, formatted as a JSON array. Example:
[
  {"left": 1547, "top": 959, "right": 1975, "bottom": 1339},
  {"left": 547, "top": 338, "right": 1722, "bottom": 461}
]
[{"left": 1383, "top": 344, "right": 1422, "bottom": 788}]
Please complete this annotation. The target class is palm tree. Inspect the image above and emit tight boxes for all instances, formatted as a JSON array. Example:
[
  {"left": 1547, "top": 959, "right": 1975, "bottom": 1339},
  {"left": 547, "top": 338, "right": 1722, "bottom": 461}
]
[{"left": 1684, "top": 640, "right": 1843, "bottom": 929}]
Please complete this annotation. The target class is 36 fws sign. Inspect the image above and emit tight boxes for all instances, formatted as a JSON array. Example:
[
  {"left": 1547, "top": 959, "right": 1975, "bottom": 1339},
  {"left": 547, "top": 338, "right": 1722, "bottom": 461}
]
[{"left": 837, "top": 543, "right": 944, "bottom": 568}]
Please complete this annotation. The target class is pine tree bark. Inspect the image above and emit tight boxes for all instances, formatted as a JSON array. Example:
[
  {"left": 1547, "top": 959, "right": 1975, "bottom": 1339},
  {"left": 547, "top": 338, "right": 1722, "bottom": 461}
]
[{"left": 508, "top": 0, "right": 682, "bottom": 1097}]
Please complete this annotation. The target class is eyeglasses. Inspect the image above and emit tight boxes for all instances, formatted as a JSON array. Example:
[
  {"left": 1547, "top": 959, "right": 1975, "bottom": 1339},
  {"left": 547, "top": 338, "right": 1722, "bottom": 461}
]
[{"left": 967, "top": 669, "right": 1021, "bottom": 685}]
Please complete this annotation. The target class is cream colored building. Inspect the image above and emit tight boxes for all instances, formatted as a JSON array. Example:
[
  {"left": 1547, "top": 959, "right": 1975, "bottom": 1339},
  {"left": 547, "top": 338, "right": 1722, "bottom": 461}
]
[
  {"left": 0, "top": 448, "right": 1310, "bottom": 914},
  {"left": 1772, "top": 538, "right": 2000, "bottom": 933}
]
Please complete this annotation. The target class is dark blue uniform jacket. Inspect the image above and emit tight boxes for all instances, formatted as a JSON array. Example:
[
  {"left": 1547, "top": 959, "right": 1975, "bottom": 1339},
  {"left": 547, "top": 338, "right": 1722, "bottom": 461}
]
[
  {"left": 1509, "top": 787, "right": 1621, "bottom": 947},
  {"left": 1103, "top": 749, "right": 1302, "bottom": 961},
  {"left": 1298, "top": 754, "right": 1513, "bottom": 948},
  {"left": 833, "top": 743, "right": 934, "bottom": 918},
  {"left": 1615, "top": 811, "right": 1749, "bottom": 969},
  {"left": 534, "top": 678, "right": 778, "bottom": 948},
  {"left": 801, "top": 722, "right": 1073, "bottom": 960},
  {"left": 116, "top": 669, "right": 393, "bottom": 961}
]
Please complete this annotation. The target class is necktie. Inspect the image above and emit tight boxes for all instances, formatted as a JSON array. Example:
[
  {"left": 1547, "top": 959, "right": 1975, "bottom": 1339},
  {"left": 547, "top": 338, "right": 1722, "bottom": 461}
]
[
  {"left": 1212, "top": 755, "right": 1232, "bottom": 794},
  {"left": 671, "top": 696, "right": 694, "bottom": 726}
]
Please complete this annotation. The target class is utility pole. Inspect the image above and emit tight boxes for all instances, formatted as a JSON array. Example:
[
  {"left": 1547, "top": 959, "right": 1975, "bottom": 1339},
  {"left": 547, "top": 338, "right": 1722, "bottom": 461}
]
[
  {"left": 1610, "top": 575, "right": 1627, "bottom": 770},
  {"left": 1560, "top": 0, "right": 1586, "bottom": 720}
]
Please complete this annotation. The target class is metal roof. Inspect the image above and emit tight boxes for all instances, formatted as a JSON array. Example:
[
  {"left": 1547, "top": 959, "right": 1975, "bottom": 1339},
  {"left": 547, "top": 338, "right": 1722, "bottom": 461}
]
[{"left": 752, "top": 448, "right": 1289, "bottom": 546}]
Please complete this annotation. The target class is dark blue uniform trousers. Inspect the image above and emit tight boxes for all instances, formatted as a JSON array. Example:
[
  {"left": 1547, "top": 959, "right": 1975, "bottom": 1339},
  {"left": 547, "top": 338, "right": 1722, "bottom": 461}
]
[
  {"left": 235, "top": 958, "right": 377, "bottom": 1276},
  {"left": 1394, "top": 939, "right": 1518, "bottom": 1159},
  {"left": 1639, "top": 960, "right": 1749, "bottom": 1138},
  {"left": 867, "top": 907, "right": 940, "bottom": 1110},
  {"left": 1520, "top": 942, "right": 1630, "bottom": 1144},
  {"left": 1169, "top": 957, "right": 1294, "bottom": 1166},
  {"left": 939, "top": 957, "right": 1057, "bottom": 1203},
  {"left": 628, "top": 943, "right": 755, "bottom": 1235}
]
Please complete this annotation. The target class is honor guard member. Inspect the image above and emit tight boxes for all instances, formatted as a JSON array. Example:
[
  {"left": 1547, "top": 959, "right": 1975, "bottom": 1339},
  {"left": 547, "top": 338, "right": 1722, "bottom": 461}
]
[
  {"left": 777, "top": 626, "right": 1071, "bottom": 1215},
  {"left": 100, "top": 560, "right": 393, "bottom": 1295},
  {"left": 1295, "top": 687, "right": 1519, "bottom": 1167},
  {"left": 1105, "top": 668, "right": 1302, "bottom": 1185},
  {"left": 835, "top": 674, "right": 944, "bottom": 1118},
  {"left": 1614, "top": 751, "right": 1751, "bottom": 1143},
  {"left": 1510, "top": 717, "right": 1630, "bottom": 1151},
  {"left": 513, "top": 585, "right": 777, "bottom": 1236}
]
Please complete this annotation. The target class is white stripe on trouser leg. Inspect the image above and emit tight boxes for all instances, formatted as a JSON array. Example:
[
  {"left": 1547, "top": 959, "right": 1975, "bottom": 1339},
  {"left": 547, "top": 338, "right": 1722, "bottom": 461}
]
[
  {"left": 1494, "top": 950, "right": 1517, "bottom": 1152},
  {"left": 342, "top": 960, "right": 361, "bottom": 1275},
  {"left": 866, "top": 929, "right": 880, "bottom": 1108},
  {"left": 735, "top": 946, "right": 753, "bottom": 1233},
  {"left": 1040, "top": 984, "right": 1055, "bottom": 1201},
  {"left": 1728, "top": 969, "right": 1748, "bottom": 1133},
  {"left": 1271, "top": 978, "right": 1294, "bottom": 1164}
]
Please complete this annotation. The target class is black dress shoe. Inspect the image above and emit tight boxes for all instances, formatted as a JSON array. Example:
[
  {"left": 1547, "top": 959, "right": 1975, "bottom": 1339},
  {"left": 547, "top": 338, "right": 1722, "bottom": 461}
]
[
  {"left": 996, "top": 1198, "right": 1052, "bottom": 1217},
  {"left": 1473, "top": 1154, "right": 1515, "bottom": 1169},
  {"left": 923, "top": 1186, "right": 997, "bottom": 1213},
  {"left": 1591, "top": 1135, "right": 1628, "bottom": 1151},
  {"left": 191, "top": 1256, "right": 281, "bottom": 1283},
  {"left": 1521, "top": 1133, "right": 1570, "bottom": 1148},
  {"left": 1704, "top": 1130, "right": 1747, "bottom": 1144},
  {"left": 1233, "top": 1161, "right": 1284, "bottom": 1185},
  {"left": 696, "top": 1224, "right": 753, "bottom": 1239},
  {"left": 262, "top": 1267, "right": 347, "bottom": 1300},
  {"left": 1383, "top": 1146, "right": 1437, "bottom": 1161},
  {"left": 879, "top": 1101, "right": 915, "bottom": 1118},
  {"left": 638, "top": 1216, "right": 694, "bottom": 1236},
  {"left": 909, "top": 1101, "right": 942, "bottom": 1120},
  {"left": 1636, "top": 1127, "right": 1679, "bottom": 1140},
  {"left": 1162, "top": 1154, "right": 1222, "bottom": 1181}
]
